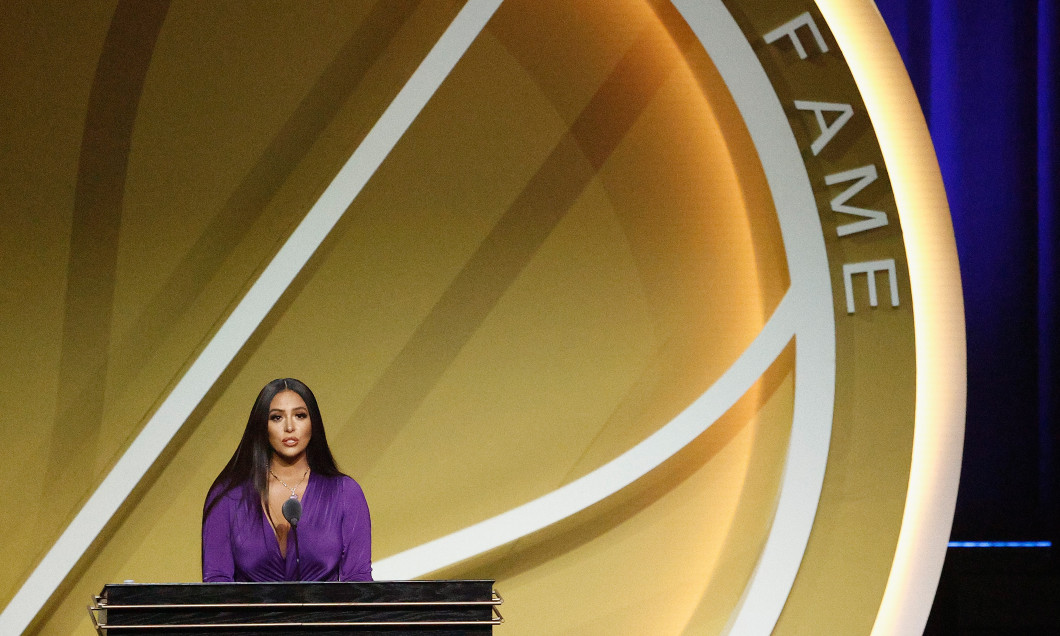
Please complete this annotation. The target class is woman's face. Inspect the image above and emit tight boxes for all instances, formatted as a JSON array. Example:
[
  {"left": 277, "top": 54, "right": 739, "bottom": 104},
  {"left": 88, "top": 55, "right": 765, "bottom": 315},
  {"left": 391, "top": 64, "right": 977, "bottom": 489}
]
[{"left": 267, "top": 390, "right": 312, "bottom": 464}]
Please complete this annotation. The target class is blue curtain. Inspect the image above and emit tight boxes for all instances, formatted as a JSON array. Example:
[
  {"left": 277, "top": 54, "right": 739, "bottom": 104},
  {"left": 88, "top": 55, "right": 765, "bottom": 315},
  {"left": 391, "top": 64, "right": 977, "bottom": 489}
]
[{"left": 874, "top": 0, "right": 1059, "bottom": 540}]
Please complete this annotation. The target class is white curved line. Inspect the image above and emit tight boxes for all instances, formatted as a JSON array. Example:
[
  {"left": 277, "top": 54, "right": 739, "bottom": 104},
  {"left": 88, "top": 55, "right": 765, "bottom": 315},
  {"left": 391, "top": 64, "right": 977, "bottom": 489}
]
[
  {"left": 0, "top": 1, "right": 504, "bottom": 633},
  {"left": 671, "top": 2, "right": 836, "bottom": 634},
  {"left": 810, "top": 3, "right": 966, "bottom": 634},
  {"left": 373, "top": 290, "right": 797, "bottom": 580}
]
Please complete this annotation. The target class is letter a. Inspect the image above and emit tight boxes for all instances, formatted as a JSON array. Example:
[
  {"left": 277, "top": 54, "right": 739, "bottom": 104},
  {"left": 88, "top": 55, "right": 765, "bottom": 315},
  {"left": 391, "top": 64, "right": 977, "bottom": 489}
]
[{"left": 795, "top": 100, "right": 854, "bottom": 155}]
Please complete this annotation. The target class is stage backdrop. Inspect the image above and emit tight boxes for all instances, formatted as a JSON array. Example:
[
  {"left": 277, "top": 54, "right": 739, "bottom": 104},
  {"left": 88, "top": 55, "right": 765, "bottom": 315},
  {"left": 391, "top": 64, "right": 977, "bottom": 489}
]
[{"left": 0, "top": 1, "right": 963, "bottom": 634}]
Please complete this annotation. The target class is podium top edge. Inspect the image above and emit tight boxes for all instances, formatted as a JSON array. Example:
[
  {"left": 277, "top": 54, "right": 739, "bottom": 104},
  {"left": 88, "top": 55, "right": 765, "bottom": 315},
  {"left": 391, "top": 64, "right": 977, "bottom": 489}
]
[
  {"left": 98, "top": 580, "right": 499, "bottom": 606},
  {"left": 102, "top": 580, "right": 496, "bottom": 587}
]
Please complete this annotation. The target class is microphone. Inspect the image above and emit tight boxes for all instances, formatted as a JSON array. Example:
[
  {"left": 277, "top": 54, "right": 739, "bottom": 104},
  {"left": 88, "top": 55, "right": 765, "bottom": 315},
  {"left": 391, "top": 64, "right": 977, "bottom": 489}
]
[
  {"left": 282, "top": 497, "right": 302, "bottom": 528},
  {"left": 282, "top": 497, "right": 302, "bottom": 579}
]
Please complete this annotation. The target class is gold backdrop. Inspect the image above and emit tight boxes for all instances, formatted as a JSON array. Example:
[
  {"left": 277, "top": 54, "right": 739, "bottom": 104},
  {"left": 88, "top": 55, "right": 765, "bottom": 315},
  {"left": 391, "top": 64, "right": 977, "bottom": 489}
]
[{"left": 1, "top": 0, "right": 955, "bottom": 634}]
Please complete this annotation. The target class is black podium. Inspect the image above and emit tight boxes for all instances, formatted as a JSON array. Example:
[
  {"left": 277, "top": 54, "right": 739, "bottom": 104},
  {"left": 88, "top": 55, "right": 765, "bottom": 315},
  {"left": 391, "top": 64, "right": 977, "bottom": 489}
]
[{"left": 89, "top": 580, "right": 502, "bottom": 635}]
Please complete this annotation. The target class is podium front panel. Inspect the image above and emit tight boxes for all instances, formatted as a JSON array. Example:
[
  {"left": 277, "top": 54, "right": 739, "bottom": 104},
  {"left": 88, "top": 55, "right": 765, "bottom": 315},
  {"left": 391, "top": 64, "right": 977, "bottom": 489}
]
[{"left": 91, "top": 580, "right": 501, "bottom": 635}]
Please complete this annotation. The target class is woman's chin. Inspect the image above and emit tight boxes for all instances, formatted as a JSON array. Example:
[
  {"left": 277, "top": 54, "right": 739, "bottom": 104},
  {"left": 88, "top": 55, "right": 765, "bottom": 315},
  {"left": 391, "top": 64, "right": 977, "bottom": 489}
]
[{"left": 271, "top": 448, "right": 307, "bottom": 463}]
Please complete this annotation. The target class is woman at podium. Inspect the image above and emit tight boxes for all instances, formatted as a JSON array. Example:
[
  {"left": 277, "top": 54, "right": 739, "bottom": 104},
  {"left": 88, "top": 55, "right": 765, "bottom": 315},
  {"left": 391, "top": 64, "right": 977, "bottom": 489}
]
[{"left": 201, "top": 378, "right": 373, "bottom": 582}]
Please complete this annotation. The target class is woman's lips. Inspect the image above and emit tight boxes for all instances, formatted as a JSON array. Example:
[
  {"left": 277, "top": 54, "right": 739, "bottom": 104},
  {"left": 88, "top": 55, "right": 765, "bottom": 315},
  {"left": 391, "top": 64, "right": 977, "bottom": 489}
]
[{"left": 283, "top": 438, "right": 299, "bottom": 446}]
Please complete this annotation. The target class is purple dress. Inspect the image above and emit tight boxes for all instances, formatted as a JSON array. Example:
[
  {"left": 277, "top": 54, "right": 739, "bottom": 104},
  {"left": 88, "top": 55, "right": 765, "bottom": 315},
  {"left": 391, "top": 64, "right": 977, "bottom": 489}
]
[{"left": 202, "top": 472, "right": 372, "bottom": 582}]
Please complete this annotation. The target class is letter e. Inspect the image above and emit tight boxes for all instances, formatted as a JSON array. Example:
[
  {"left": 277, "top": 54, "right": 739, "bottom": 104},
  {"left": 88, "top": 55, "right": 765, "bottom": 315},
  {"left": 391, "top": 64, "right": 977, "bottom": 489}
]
[{"left": 843, "top": 259, "right": 900, "bottom": 314}]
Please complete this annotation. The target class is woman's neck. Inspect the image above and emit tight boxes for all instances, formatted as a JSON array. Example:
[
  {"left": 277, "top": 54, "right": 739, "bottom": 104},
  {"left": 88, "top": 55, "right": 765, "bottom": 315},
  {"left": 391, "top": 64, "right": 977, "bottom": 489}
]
[{"left": 269, "top": 455, "right": 310, "bottom": 480}]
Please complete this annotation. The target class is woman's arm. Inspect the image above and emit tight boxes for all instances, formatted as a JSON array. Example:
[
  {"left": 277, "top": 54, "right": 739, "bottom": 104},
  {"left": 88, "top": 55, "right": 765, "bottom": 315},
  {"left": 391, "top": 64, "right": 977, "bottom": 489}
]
[
  {"left": 339, "top": 477, "right": 373, "bottom": 581},
  {"left": 202, "top": 489, "right": 236, "bottom": 582}
]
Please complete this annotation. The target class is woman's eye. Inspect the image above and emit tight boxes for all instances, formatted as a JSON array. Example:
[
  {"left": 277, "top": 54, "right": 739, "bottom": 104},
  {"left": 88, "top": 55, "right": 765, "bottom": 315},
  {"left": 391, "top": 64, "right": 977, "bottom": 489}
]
[
  {"left": 296, "top": 412, "right": 308, "bottom": 419},
  {"left": 270, "top": 415, "right": 281, "bottom": 421}
]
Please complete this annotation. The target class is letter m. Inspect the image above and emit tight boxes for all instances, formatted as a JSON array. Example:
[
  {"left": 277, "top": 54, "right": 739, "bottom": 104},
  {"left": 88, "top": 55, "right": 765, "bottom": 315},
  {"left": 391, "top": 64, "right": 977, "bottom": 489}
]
[{"left": 826, "top": 164, "right": 888, "bottom": 236}]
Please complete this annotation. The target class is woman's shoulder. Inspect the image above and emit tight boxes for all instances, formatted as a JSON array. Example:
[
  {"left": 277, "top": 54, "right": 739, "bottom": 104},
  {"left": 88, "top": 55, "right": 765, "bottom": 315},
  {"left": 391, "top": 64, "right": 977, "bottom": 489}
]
[
  {"left": 210, "top": 478, "right": 251, "bottom": 495},
  {"left": 205, "top": 480, "right": 250, "bottom": 508},
  {"left": 314, "top": 472, "right": 366, "bottom": 501},
  {"left": 315, "top": 472, "right": 361, "bottom": 489}
]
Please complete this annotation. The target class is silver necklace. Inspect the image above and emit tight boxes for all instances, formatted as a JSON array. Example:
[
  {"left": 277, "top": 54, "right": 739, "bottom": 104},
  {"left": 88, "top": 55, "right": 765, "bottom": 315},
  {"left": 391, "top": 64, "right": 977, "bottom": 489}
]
[{"left": 270, "top": 467, "right": 309, "bottom": 499}]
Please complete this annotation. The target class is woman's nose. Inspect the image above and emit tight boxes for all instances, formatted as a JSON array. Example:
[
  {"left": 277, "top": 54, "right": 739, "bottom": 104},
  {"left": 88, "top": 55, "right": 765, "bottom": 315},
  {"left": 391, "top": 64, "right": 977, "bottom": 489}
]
[{"left": 285, "top": 418, "right": 294, "bottom": 432}]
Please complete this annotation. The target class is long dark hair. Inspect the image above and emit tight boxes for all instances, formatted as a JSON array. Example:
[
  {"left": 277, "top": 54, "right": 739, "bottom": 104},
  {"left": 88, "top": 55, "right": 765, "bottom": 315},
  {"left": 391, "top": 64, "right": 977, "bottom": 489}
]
[{"left": 203, "top": 378, "right": 344, "bottom": 519}]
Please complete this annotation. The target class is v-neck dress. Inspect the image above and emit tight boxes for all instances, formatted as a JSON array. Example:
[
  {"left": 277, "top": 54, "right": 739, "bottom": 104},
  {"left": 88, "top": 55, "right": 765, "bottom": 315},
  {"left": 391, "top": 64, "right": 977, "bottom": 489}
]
[{"left": 202, "top": 472, "right": 372, "bottom": 582}]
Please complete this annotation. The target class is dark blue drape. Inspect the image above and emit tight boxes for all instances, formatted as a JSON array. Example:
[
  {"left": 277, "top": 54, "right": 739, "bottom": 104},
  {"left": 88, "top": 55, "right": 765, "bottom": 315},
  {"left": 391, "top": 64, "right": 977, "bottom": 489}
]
[{"left": 874, "top": 0, "right": 1059, "bottom": 540}]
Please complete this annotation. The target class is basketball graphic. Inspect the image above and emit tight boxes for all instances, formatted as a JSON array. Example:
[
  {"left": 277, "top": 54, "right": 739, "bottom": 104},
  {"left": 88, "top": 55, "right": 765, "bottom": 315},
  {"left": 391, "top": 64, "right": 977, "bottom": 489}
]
[{"left": 0, "top": 0, "right": 962, "bottom": 633}]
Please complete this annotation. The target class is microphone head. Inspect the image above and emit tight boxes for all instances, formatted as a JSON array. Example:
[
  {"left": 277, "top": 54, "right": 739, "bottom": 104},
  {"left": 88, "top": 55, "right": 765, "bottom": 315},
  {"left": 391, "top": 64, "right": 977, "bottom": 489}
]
[{"left": 281, "top": 497, "right": 302, "bottom": 528}]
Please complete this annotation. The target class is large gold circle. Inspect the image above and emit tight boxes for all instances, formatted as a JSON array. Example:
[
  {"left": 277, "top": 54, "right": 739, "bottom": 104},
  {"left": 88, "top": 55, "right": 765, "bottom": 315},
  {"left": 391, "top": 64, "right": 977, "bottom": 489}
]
[{"left": 0, "top": 1, "right": 960, "bottom": 634}]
